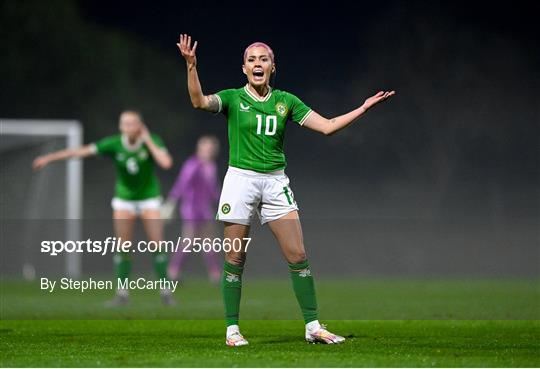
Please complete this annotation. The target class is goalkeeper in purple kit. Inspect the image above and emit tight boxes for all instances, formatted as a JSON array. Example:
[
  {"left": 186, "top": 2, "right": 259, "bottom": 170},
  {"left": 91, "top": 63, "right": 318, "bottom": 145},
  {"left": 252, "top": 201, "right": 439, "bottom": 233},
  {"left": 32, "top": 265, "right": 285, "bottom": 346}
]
[{"left": 165, "top": 135, "right": 222, "bottom": 283}]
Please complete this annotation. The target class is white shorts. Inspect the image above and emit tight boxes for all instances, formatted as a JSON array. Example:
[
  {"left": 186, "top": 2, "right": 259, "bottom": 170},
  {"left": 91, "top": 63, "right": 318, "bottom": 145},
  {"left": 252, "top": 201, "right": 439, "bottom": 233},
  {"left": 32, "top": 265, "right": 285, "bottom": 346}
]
[
  {"left": 217, "top": 167, "right": 299, "bottom": 225},
  {"left": 111, "top": 196, "right": 162, "bottom": 215}
]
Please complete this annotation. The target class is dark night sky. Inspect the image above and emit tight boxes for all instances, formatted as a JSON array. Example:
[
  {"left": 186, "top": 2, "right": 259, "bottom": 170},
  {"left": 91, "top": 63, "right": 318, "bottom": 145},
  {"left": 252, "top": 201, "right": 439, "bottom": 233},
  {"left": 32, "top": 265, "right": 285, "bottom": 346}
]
[
  {"left": 77, "top": 0, "right": 540, "bottom": 106},
  {"left": 79, "top": 1, "right": 539, "bottom": 50},
  {"left": 76, "top": 0, "right": 539, "bottom": 178}
]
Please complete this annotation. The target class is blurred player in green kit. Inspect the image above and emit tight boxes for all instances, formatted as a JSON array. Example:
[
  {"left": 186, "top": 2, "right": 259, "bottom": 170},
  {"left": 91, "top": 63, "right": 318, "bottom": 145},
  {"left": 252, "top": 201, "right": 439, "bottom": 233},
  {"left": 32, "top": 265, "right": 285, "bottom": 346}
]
[
  {"left": 178, "top": 34, "right": 395, "bottom": 346},
  {"left": 33, "top": 110, "right": 176, "bottom": 306}
]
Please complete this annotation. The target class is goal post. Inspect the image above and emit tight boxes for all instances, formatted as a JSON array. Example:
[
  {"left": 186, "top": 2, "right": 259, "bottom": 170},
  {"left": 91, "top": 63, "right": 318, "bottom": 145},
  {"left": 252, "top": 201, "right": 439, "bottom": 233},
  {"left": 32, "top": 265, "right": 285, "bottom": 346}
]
[{"left": 1, "top": 119, "right": 83, "bottom": 278}]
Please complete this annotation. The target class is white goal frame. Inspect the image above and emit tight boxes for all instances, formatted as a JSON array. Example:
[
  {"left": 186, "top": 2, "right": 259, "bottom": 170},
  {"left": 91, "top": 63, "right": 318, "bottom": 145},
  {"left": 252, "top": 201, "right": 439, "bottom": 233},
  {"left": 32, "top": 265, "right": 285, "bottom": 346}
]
[{"left": 1, "top": 119, "right": 83, "bottom": 278}]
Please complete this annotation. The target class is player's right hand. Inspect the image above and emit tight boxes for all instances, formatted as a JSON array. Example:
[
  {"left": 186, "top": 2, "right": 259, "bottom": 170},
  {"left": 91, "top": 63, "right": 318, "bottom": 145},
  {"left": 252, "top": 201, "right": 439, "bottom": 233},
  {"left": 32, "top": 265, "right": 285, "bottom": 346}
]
[
  {"left": 362, "top": 90, "right": 395, "bottom": 111},
  {"left": 32, "top": 156, "right": 49, "bottom": 171},
  {"left": 177, "top": 34, "right": 198, "bottom": 66}
]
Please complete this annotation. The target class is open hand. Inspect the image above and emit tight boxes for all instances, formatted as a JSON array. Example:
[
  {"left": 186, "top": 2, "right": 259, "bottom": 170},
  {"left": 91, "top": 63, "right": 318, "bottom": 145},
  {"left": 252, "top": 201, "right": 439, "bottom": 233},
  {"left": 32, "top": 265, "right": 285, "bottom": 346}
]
[
  {"left": 177, "top": 34, "right": 198, "bottom": 66},
  {"left": 362, "top": 90, "right": 395, "bottom": 111}
]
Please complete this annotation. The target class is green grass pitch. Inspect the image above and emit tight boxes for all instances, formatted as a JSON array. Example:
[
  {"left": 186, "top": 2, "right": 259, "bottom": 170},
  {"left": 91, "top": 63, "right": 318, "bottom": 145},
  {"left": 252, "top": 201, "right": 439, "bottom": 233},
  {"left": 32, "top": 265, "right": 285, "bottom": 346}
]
[{"left": 1, "top": 278, "right": 539, "bottom": 367}]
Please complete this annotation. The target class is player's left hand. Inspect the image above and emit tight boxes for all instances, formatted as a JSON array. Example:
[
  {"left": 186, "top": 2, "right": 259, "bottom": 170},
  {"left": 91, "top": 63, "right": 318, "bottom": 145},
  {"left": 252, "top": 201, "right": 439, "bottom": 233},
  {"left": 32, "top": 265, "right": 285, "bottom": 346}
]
[{"left": 362, "top": 90, "right": 395, "bottom": 111}]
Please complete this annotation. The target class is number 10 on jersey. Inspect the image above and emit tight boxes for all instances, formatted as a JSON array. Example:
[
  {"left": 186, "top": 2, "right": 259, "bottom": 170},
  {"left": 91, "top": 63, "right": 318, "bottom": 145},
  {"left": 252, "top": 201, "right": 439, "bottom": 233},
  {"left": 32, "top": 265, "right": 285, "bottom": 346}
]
[{"left": 256, "top": 114, "right": 277, "bottom": 136}]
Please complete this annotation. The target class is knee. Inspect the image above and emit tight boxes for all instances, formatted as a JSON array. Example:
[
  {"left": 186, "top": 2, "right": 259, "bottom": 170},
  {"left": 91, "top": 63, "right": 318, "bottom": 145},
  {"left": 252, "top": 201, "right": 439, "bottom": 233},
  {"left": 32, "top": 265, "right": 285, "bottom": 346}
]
[
  {"left": 225, "top": 253, "right": 246, "bottom": 267},
  {"left": 287, "top": 250, "right": 307, "bottom": 264}
]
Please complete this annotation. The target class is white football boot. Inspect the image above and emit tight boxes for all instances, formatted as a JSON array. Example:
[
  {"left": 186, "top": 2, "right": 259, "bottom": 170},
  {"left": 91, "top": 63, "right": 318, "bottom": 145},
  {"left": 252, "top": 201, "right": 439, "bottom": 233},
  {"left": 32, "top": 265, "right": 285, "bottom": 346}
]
[
  {"left": 305, "top": 322, "right": 346, "bottom": 344},
  {"left": 226, "top": 325, "right": 249, "bottom": 347}
]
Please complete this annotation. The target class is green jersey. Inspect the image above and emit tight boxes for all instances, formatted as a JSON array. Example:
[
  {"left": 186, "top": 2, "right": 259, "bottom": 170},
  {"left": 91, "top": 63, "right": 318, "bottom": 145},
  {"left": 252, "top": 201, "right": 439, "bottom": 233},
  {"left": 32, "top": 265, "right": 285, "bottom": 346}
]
[
  {"left": 93, "top": 134, "right": 166, "bottom": 200},
  {"left": 216, "top": 85, "right": 312, "bottom": 172}
]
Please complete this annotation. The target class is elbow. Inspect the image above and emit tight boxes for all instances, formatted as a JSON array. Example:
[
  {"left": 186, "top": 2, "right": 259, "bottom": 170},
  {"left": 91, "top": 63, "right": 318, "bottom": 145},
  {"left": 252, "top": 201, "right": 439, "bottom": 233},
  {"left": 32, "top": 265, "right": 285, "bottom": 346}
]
[
  {"left": 160, "top": 157, "right": 173, "bottom": 170},
  {"left": 321, "top": 119, "right": 337, "bottom": 136},
  {"left": 189, "top": 96, "right": 201, "bottom": 109},
  {"left": 191, "top": 98, "right": 206, "bottom": 110},
  {"left": 164, "top": 160, "right": 173, "bottom": 170},
  {"left": 193, "top": 103, "right": 208, "bottom": 111},
  {"left": 191, "top": 101, "right": 203, "bottom": 109},
  {"left": 322, "top": 127, "right": 335, "bottom": 136}
]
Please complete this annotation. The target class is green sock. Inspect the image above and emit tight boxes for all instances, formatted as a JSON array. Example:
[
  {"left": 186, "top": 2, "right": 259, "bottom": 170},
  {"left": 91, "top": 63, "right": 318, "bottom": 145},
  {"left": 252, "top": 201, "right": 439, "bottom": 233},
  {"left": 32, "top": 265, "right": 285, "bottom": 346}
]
[
  {"left": 114, "top": 252, "right": 131, "bottom": 280},
  {"left": 221, "top": 261, "right": 244, "bottom": 327},
  {"left": 289, "top": 260, "right": 318, "bottom": 324},
  {"left": 153, "top": 252, "right": 169, "bottom": 280}
]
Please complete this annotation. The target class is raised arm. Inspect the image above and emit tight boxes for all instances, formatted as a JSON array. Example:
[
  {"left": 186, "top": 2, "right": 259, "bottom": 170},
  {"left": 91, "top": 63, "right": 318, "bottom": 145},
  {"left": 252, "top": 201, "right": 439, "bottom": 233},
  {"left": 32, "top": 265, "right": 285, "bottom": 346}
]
[
  {"left": 32, "top": 145, "right": 96, "bottom": 171},
  {"left": 177, "top": 34, "right": 220, "bottom": 113},
  {"left": 303, "top": 90, "right": 395, "bottom": 136},
  {"left": 139, "top": 124, "right": 173, "bottom": 170}
]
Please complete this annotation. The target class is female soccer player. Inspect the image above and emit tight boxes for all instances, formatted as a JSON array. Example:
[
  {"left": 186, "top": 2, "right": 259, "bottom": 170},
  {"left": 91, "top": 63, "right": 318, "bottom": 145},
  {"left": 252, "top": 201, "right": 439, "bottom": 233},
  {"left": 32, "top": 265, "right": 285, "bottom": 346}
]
[
  {"left": 164, "top": 135, "right": 221, "bottom": 282},
  {"left": 33, "top": 110, "right": 176, "bottom": 306},
  {"left": 177, "top": 34, "right": 395, "bottom": 346}
]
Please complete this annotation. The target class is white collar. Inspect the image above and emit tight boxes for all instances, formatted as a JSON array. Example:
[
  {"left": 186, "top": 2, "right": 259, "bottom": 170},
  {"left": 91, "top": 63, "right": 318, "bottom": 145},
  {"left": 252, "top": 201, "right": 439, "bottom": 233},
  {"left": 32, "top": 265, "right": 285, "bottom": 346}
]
[
  {"left": 244, "top": 84, "right": 272, "bottom": 102},
  {"left": 121, "top": 134, "right": 144, "bottom": 152}
]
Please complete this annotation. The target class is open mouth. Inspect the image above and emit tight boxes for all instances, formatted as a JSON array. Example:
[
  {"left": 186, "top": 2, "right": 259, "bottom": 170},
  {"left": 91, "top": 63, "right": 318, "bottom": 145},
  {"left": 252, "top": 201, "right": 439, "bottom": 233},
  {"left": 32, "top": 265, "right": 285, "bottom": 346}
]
[{"left": 252, "top": 68, "right": 264, "bottom": 81}]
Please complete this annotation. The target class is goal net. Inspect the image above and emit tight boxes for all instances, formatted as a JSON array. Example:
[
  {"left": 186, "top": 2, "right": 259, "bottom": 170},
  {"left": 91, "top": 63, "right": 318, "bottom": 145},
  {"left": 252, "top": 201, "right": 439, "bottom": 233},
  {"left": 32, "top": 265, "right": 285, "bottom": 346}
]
[{"left": 1, "top": 119, "right": 83, "bottom": 279}]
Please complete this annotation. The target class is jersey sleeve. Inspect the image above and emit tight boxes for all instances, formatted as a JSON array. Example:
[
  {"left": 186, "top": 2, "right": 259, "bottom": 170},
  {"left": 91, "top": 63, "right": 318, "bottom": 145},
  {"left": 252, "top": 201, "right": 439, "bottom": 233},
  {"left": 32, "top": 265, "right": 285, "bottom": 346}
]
[
  {"left": 215, "top": 89, "right": 236, "bottom": 114},
  {"left": 287, "top": 92, "right": 313, "bottom": 126},
  {"left": 92, "top": 135, "right": 118, "bottom": 157}
]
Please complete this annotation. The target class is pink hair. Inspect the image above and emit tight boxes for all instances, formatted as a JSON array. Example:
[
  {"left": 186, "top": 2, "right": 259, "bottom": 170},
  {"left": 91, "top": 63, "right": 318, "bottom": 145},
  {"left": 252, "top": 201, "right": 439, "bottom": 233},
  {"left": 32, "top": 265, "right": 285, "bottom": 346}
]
[{"left": 243, "top": 42, "right": 274, "bottom": 63}]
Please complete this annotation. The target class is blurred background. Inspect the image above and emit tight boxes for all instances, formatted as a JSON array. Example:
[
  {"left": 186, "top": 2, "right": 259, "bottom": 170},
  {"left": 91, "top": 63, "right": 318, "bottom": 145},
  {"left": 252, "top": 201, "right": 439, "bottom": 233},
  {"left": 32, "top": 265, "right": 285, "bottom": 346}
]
[{"left": 1, "top": 0, "right": 538, "bottom": 280}]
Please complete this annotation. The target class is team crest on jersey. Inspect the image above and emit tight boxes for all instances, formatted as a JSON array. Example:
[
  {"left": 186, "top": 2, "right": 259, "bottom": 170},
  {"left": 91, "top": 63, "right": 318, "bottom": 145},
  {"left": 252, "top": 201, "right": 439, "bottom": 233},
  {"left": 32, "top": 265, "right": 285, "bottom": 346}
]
[
  {"left": 276, "top": 102, "right": 288, "bottom": 117},
  {"left": 221, "top": 203, "right": 231, "bottom": 214}
]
